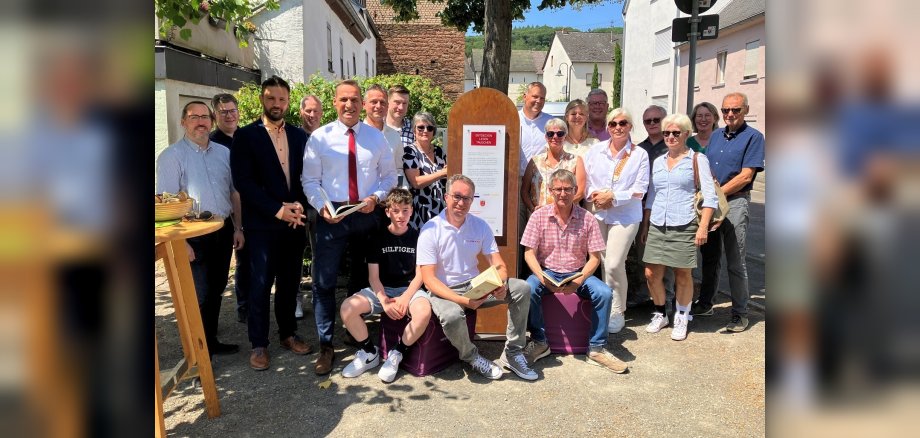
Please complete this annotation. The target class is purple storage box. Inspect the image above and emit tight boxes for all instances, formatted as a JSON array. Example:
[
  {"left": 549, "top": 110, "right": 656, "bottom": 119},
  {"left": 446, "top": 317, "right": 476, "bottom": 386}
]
[
  {"left": 542, "top": 292, "right": 592, "bottom": 354},
  {"left": 379, "top": 310, "right": 477, "bottom": 377}
]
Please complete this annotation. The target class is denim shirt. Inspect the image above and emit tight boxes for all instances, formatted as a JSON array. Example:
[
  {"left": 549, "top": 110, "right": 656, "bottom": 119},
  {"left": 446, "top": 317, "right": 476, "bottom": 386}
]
[{"left": 646, "top": 150, "right": 718, "bottom": 227}]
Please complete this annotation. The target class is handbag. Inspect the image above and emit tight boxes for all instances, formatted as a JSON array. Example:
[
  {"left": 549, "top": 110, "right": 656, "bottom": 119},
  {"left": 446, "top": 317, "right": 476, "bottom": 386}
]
[{"left": 692, "top": 152, "right": 729, "bottom": 226}]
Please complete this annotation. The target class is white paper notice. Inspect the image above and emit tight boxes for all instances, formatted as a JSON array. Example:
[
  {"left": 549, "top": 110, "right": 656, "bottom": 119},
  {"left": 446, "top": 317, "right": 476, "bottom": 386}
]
[{"left": 462, "top": 125, "right": 506, "bottom": 237}]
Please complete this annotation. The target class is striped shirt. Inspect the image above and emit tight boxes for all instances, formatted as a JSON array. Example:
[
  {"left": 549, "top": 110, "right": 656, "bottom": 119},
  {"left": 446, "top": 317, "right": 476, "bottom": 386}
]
[{"left": 520, "top": 204, "right": 605, "bottom": 273}]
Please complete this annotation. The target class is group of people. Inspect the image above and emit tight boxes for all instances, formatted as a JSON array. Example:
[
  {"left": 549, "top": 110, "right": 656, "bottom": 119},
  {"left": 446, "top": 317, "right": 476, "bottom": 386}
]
[{"left": 155, "top": 76, "right": 763, "bottom": 384}]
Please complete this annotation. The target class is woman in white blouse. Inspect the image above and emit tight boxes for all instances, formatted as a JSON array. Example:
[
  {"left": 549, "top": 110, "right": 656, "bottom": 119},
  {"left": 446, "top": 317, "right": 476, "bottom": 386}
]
[{"left": 584, "top": 108, "right": 650, "bottom": 334}]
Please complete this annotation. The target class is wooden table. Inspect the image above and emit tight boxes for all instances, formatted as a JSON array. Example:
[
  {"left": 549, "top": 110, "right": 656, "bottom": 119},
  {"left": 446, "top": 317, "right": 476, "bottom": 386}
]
[{"left": 155, "top": 219, "right": 223, "bottom": 437}]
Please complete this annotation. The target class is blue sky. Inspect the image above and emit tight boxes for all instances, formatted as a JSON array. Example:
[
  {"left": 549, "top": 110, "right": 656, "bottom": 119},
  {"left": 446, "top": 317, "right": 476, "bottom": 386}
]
[{"left": 467, "top": 0, "right": 625, "bottom": 35}]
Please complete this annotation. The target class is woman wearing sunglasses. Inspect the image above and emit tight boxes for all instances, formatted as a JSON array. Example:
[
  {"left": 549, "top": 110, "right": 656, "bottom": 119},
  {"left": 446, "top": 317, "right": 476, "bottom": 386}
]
[
  {"left": 583, "top": 108, "right": 649, "bottom": 334},
  {"left": 562, "top": 99, "right": 598, "bottom": 158},
  {"left": 639, "top": 113, "right": 718, "bottom": 341},
  {"left": 521, "top": 118, "right": 586, "bottom": 218},
  {"left": 403, "top": 112, "right": 447, "bottom": 230},
  {"left": 687, "top": 102, "right": 719, "bottom": 153}
]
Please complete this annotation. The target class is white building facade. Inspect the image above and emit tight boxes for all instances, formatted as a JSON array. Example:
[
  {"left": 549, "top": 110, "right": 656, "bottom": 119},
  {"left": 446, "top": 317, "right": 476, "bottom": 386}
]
[{"left": 541, "top": 31, "right": 617, "bottom": 103}]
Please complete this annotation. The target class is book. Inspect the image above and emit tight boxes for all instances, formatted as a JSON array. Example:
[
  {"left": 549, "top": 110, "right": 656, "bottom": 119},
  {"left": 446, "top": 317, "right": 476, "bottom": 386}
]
[
  {"left": 461, "top": 266, "right": 503, "bottom": 300},
  {"left": 318, "top": 187, "right": 367, "bottom": 219},
  {"left": 541, "top": 271, "right": 584, "bottom": 288}
]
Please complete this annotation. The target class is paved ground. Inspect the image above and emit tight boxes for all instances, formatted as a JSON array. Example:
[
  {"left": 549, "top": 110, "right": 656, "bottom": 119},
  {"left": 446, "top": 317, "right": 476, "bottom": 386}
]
[{"left": 156, "top": 195, "right": 765, "bottom": 437}]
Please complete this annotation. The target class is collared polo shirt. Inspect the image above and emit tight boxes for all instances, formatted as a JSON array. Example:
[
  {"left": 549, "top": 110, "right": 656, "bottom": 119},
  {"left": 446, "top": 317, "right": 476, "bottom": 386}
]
[
  {"left": 416, "top": 211, "right": 498, "bottom": 286},
  {"left": 707, "top": 123, "right": 765, "bottom": 191}
]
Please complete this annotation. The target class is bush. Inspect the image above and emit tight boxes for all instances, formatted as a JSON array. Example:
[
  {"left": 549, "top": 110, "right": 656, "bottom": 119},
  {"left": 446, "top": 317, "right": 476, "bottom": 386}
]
[{"left": 235, "top": 73, "right": 453, "bottom": 128}]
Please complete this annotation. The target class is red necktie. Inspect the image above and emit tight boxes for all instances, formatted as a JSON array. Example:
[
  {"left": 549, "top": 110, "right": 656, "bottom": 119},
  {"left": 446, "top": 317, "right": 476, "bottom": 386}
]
[{"left": 347, "top": 128, "right": 358, "bottom": 203}]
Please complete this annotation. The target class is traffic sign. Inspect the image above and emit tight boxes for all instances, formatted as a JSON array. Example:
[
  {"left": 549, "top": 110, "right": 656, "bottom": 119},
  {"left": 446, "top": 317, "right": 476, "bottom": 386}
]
[
  {"left": 675, "top": 0, "right": 715, "bottom": 15},
  {"left": 672, "top": 14, "right": 719, "bottom": 43}
]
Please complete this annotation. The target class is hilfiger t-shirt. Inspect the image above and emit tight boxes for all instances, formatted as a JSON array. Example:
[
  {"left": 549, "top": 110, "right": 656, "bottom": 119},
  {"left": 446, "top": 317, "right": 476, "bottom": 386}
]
[{"left": 366, "top": 225, "right": 419, "bottom": 288}]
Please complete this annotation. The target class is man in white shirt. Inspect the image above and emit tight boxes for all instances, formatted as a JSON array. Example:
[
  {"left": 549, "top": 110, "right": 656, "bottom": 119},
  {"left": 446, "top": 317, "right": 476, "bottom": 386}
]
[
  {"left": 417, "top": 175, "right": 538, "bottom": 382},
  {"left": 363, "top": 84, "right": 405, "bottom": 187},
  {"left": 518, "top": 82, "right": 554, "bottom": 176},
  {"left": 302, "top": 80, "right": 398, "bottom": 375},
  {"left": 385, "top": 84, "right": 414, "bottom": 148}
]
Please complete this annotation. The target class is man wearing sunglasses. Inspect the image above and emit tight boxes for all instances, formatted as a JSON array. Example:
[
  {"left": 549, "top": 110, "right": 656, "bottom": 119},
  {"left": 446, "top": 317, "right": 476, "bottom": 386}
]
[
  {"left": 303, "top": 80, "right": 398, "bottom": 375},
  {"left": 157, "top": 100, "right": 243, "bottom": 358},
  {"left": 418, "top": 174, "right": 538, "bottom": 381},
  {"left": 634, "top": 105, "right": 676, "bottom": 311},
  {"left": 694, "top": 93, "right": 764, "bottom": 333}
]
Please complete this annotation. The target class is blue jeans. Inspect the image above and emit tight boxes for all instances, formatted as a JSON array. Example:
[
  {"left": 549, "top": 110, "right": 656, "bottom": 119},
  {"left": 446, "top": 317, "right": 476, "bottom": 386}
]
[
  {"left": 526, "top": 269, "right": 612, "bottom": 348},
  {"left": 312, "top": 210, "right": 378, "bottom": 345},
  {"left": 699, "top": 195, "right": 750, "bottom": 316}
]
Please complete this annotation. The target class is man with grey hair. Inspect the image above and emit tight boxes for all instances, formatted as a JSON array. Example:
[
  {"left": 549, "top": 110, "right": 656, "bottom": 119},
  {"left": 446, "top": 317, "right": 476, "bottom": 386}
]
[
  {"left": 695, "top": 92, "right": 764, "bottom": 332},
  {"left": 521, "top": 169, "right": 627, "bottom": 373},
  {"left": 417, "top": 174, "right": 538, "bottom": 381},
  {"left": 518, "top": 82, "right": 553, "bottom": 177},
  {"left": 586, "top": 89, "right": 611, "bottom": 141},
  {"left": 363, "top": 84, "right": 405, "bottom": 187}
]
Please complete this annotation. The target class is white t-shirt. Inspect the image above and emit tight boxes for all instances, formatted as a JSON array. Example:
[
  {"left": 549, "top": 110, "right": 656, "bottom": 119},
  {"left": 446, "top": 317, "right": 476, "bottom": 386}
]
[
  {"left": 416, "top": 211, "right": 498, "bottom": 286},
  {"left": 518, "top": 110, "right": 554, "bottom": 176}
]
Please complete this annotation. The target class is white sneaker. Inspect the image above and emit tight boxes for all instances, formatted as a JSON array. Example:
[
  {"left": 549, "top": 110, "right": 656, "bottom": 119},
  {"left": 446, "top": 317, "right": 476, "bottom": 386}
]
[
  {"left": 469, "top": 354, "right": 502, "bottom": 380},
  {"left": 294, "top": 299, "right": 304, "bottom": 319},
  {"left": 671, "top": 312, "right": 692, "bottom": 341},
  {"left": 342, "top": 347, "right": 379, "bottom": 378},
  {"left": 645, "top": 312, "right": 669, "bottom": 333},
  {"left": 608, "top": 311, "right": 625, "bottom": 333},
  {"left": 378, "top": 350, "right": 403, "bottom": 383}
]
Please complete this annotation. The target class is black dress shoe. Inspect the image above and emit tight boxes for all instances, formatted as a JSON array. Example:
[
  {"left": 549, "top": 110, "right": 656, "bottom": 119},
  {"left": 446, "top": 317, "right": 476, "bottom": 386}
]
[{"left": 209, "top": 341, "right": 240, "bottom": 356}]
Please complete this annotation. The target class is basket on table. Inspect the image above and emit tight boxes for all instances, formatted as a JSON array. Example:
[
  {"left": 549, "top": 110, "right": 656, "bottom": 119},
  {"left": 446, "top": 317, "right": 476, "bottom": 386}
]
[{"left": 155, "top": 199, "right": 194, "bottom": 222}]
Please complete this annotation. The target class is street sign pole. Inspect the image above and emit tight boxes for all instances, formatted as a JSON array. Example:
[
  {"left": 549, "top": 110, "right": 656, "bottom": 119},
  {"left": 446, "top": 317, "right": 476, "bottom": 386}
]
[{"left": 686, "top": 0, "right": 699, "bottom": 114}]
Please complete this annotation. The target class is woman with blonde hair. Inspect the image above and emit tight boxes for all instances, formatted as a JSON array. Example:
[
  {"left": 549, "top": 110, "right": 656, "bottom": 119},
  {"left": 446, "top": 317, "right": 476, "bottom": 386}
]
[
  {"left": 583, "top": 108, "right": 649, "bottom": 334},
  {"left": 639, "top": 113, "right": 718, "bottom": 341}
]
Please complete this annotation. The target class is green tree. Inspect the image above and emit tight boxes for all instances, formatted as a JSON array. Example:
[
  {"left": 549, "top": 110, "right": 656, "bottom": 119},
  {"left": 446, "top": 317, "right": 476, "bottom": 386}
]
[
  {"left": 236, "top": 73, "right": 454, "bottom": 128},
  {"left": 591, "top": 63, "right": 600, "bottom": 89},
  {"left": 611, "top": 41, "right": 622, "bottom": 108},
  {"left": 381, "top": 0, "right": 620, "bottom": 94},
  {"left": 155, "top": 0, "right": 279, "bottom": 47}
]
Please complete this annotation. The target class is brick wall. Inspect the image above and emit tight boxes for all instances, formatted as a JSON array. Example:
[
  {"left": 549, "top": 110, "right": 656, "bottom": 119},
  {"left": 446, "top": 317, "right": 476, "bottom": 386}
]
[{"left": 374, "top": 24, "right": 465, "bottom": 101}]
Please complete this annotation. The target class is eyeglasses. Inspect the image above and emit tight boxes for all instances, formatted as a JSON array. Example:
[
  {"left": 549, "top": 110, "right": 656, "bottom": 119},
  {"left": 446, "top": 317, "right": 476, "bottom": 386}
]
[
  {"left": 545, "top": 131, "right": 566, "bottom": 138},
  {"left": 549, "top": 187, "right": 576, "bottom": 195},
  {"left": 643, "top": 117, "right": 661, "bottom": 125},
  {"left": 721, "top": 107, "right": 743, "bottom": 115},
  {"left": 662, "top": 130, "right": 683, "bottom": 138},
  {"left": 607, "top": 120, "right": 629, "bottom": 128},
  {"left": 218, "top": 109, "right": 238, "bottom": 116},
  {"left": 185, "top": 114, "right": 212, "bottom": 122},
  {"left": 448, "top": 193, "right": 473, "bottom": 203},
  {"left": 416, "top": 125, "right": 436, "bottom": 132},
  {"left": 588, "top": 101, "right": 608, "bottom": 106}
]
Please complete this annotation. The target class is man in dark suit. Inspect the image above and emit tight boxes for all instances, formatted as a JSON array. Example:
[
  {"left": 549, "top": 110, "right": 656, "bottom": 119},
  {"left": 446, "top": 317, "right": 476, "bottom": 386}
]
[{"left": 231, "top": 76, "right": 314, "bottom": 371}]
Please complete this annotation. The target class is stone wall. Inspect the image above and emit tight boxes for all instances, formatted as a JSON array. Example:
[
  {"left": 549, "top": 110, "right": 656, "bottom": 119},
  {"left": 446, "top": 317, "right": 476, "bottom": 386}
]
[{"left": 374, "top": 23, "right": 465, "bottom": 101}]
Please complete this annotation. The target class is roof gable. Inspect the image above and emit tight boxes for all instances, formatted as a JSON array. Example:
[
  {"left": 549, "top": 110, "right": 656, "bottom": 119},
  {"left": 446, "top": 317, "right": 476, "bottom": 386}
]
[
  {"left": 555, "top": 31, "right": 620, "bottom": 63},
  {"left": 468, "top": 49, "right": 548, "bottom": 74}
]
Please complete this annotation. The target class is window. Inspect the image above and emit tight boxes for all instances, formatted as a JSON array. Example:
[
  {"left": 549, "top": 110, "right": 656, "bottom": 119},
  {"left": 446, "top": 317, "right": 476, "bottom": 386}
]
[
  {"left": 550, "top": 55, "right": 553, "bottom": 67},
  {"left": 371, "top": 58, "right": 375, "bottom": 76},
  {"left": 654, "top": 28, "right": 671, "bottom": 62},
  {"left": 339, "top": 38, "right": 344, "bottom": 79},
  {"left": 716, "top": 50, "right": 727, "bottom": 85},
  {"left": 585, "top": 73, "right": 602, "bottom": 86},
  {"left": 326, "top": 24, "right": 333, "bottom": 72},
  {"left": 651, "top": 95, "right": 668, "bottom": 109},
  {"left": 353, "top": 53, "right": 356, "bottom": 77},
  {"left": 364, "top": 51, "right": 369, "bottom": 77},
  {"left": 694, "top": 57, "right": 701, "bottom": 89},
  {"left": 744, "top": 40, "right": 760, "bottom": 80}
]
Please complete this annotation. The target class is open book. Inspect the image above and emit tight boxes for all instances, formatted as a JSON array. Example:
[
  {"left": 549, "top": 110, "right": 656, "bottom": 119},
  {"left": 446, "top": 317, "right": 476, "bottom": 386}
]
[
  {"left": 461, "top": 266, "right": 503, "bottom": 300},
  {"left": 319, "top": 187, "right": 367, "bottom": 219},
  {"left": 542, "top": 271, "right": 584, "bottom": 288}
]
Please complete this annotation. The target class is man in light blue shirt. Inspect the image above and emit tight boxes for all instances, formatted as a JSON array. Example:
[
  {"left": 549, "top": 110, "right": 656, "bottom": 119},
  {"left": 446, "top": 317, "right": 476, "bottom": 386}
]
[{"left": 156, "top": 101, "right": 243, "bottom": 357}]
